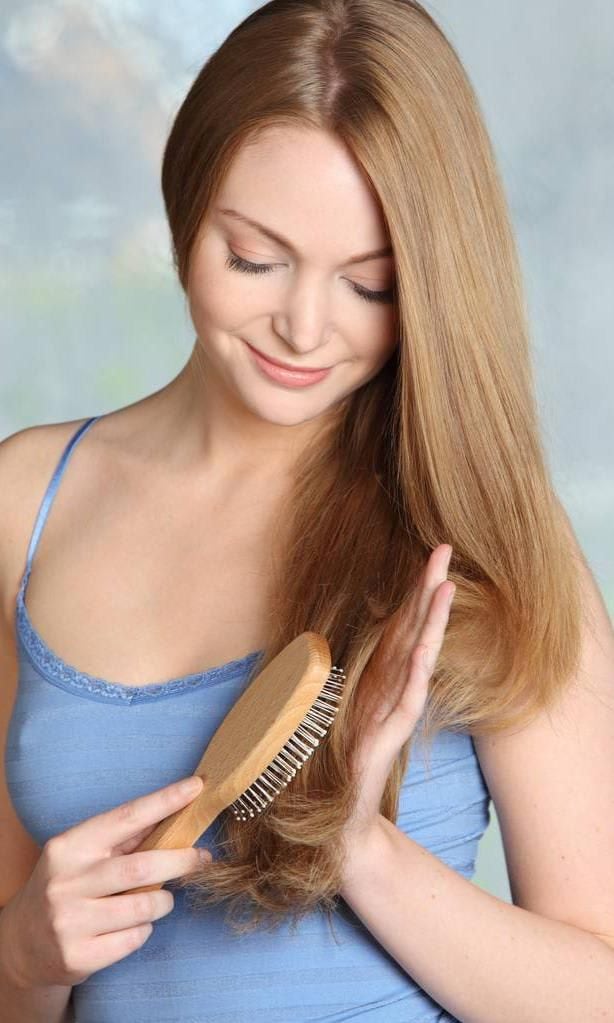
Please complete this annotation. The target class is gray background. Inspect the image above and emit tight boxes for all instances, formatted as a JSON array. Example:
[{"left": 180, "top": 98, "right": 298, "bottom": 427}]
[{"left": 1, "top": 1, "right": 612, "bottom": 903}]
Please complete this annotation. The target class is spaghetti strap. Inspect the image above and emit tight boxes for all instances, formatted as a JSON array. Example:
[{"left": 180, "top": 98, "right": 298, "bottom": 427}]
[{"left": 21, "top": 415, "right": 103, "bottom": 590}]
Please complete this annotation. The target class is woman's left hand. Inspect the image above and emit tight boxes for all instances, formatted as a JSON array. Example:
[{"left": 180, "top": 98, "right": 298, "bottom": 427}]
[{"left": 340, "top": 543, "right": 455, "bottom": 861}]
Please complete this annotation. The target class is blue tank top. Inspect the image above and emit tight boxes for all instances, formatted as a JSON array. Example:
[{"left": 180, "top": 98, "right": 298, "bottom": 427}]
[{"left": 5, "top": 415, "right": 491, "bottom": 1022}]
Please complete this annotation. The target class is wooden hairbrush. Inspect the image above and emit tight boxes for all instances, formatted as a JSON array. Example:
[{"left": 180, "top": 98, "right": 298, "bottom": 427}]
[{"left": 124, "top": 631, "right": 346, "bottom": 894}]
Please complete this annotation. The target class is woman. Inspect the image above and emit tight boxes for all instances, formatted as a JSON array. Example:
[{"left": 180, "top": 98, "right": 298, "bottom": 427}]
[{"left": 1, "top": 1, "right": 613, "bottom": 1020}]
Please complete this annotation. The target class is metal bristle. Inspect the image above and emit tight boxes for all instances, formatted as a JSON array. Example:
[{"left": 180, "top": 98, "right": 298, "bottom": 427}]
[{"left": 230, "top": 665, "right": 346, "bottom": 821}]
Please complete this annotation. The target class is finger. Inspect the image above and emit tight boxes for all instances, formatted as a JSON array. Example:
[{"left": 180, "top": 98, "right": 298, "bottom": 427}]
[
  {"left": 413, "top": 545, "right": 453, "bottom": 633},
  {"left": 417, "top": 581, "right": 455, "bottom": 675},
  {"left": 76, "top": 925, "right": 155, "bottom": 976},
  {"left": 76, "top": 846, "right": 205, "bottom": 899},
  {"left": 385, "top": 544, "right": 453, "bottom": 660},
  {"left": 63, "top": 776, "right": 204, "bottom": 867},
  {"left": 76, "top": 887, "right": 176, "bottom": 936},
  {"left": 415, "top": 585, "right": 452, "bottom": 687},
  {"left": 388, "top": 583, "right": 454, "bottom": 723},
  {"left": 372, "top": 548, "right": 452, "bottom": 715}
]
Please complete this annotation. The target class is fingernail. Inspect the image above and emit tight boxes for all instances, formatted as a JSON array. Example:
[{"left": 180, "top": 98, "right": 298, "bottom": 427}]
[
  {"left": 447, "top": 585, "right": 456, "bottom": 608},
  {"left": 198, "top": 848, "right": 212, "bottom": 864}
]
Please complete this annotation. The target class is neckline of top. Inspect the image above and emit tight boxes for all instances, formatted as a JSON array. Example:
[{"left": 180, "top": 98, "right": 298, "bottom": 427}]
[{"left": 15, "top": 575, "right": 265, "bottom": 704}]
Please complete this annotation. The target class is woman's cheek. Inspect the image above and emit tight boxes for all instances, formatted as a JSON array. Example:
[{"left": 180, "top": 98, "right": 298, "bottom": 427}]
[{"left": 190, "top": 264, "right": 269, "bottom": 330}]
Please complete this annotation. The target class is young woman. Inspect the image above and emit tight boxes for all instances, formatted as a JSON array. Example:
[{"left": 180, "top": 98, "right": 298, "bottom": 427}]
[{"left": 1, "top": 1, "right": 613, "bottom": 1021}]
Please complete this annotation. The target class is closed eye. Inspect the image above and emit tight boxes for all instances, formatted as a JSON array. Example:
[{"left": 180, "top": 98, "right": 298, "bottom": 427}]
[{"left": 225, "top": 250, "right": 395, "bottom": 305}]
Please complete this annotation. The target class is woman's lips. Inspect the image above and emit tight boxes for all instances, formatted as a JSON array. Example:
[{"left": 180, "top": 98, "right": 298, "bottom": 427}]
[{"left": 244, "top": 340, "right": 332, "bottom": 388}]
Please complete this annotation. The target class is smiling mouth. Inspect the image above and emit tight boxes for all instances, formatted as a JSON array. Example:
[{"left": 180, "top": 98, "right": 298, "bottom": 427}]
[{"left": 244, "top": 340, "right": 331, "bottom": 373}]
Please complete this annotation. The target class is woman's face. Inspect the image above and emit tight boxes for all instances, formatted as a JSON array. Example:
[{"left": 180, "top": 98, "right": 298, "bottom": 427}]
[{"left": 186, "top": 124, "right": 398, "bottom": 429}]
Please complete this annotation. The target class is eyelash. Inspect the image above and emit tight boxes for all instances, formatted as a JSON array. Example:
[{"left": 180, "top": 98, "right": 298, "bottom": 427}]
[{"left": 224, "top": 250, "right": 395, "bottom": 305}]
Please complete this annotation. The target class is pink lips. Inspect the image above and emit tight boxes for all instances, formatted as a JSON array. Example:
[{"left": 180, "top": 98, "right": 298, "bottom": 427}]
[{"left": 244, "top": 340, "right": 332, "bottom": 388}]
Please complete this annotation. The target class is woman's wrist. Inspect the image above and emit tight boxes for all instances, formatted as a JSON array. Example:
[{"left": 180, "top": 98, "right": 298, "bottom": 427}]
[
  {"left": 0, "top": 901, "right": 73, "bottom": 1023},
  {"left": 338, "top": 813, "right": 391, "bottom": 894},
  {"left": 0, "top": 899, "right": 29, "bottom": 989}
]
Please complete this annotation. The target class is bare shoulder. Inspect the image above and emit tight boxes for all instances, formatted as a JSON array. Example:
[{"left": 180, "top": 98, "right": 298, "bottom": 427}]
[
  {"left": 0, "top": 418, "right": 94, "bottom": 618},
  {"left": 0, "top": 394, "right": 187, "bottom": 611}
]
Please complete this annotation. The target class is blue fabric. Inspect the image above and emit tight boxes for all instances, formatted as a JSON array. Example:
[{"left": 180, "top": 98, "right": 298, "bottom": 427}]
[{"left": 5, "top": 416, "right": 492, "bottom": 1022}]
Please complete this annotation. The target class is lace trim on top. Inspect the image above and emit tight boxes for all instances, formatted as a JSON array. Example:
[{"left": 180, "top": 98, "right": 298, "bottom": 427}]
[{"left": 16, "top": 575, "right": 265, "bottom": 704}]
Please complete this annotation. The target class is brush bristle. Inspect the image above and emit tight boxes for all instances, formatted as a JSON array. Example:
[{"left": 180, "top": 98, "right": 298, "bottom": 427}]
[{"left": 229, "top": 665, "right": 346, "bottom": 821}]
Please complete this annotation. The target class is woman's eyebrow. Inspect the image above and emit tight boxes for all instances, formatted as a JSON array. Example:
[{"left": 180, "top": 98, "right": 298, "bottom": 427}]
[{"left": 215, "top": 207, "right": 393, "bottom": 265}]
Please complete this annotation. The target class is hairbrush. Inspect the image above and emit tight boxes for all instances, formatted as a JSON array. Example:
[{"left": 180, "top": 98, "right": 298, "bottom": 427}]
[{"left": 124, "top": 631, "right": 346, "bottom": 894}]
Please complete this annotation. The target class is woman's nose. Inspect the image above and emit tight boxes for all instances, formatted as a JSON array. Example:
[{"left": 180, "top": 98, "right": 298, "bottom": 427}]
[{"left": 273, "top": 282, "right": 333, "bottom": 354}]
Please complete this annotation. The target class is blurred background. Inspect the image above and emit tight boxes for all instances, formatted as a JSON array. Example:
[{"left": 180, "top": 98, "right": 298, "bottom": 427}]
[{"left": 1, "top": 0, "right": 612, "bottom": 903}]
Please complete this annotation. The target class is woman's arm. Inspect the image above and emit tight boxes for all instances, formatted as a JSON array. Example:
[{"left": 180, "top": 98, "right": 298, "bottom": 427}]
[
  {"left": 340, "top": 533, "right": 614, "bottom": 1023},
  {"left": 340, "top": 816, "right": 614, "bottom": 1023}
]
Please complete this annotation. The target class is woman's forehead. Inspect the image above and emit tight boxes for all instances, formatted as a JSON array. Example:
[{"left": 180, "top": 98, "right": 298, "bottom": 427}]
[{"left": 214, "top": 127, "right": 393, "bottom": 263}]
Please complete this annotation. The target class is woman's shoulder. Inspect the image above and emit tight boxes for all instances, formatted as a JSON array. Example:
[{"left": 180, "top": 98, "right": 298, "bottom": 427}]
[
  {"left": 0, "top": 416, "right": 93, "bottom": 504},
  {"left": 0, "top": 417, "right": 93, "bottom": 621},
  {"left": 0, "top": 400, "right": 159, "bottom": 618}
]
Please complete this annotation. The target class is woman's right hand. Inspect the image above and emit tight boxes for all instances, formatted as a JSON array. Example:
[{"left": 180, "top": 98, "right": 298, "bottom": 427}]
[{"left": 0, "top": 775, "right": 210, "bottom": 989}]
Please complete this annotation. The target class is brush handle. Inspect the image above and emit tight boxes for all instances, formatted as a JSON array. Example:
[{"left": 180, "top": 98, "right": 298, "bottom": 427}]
[{"left": 123, "top": 773, "right": 226, "bottom": 894}]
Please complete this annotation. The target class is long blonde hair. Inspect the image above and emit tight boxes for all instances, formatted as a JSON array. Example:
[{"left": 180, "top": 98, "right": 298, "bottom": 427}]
[{"left": 161, "top": 0, "right": 584, "bottom": 935}]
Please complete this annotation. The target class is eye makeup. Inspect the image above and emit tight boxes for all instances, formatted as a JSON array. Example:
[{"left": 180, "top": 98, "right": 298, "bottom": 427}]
[{"left": 224, "top": 249, "right": 396, "bottom": 305}]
